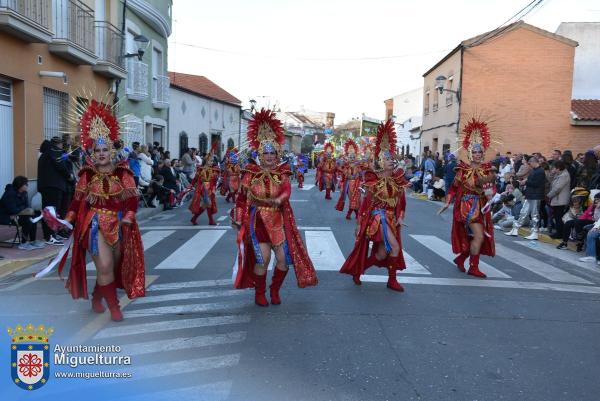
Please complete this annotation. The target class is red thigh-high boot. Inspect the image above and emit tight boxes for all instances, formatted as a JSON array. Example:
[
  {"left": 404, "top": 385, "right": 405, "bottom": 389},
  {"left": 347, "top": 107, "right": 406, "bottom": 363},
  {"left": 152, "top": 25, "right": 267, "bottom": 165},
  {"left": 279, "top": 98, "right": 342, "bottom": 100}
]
[
  {"left": 453, "top": 249, "right": 469, "bottom": 273},
  {"left": 386, "top": 265, "right": 404, "bottom": 292},
  {"left": 345, "top": 209, "right": 352, "bottom": 220},
  {"left": 354, "top": 209, "right": 359, "bottom": 219},
  {"left": 100, "top": 282, "right": 123, "bottom": 321},
  {"left": 191, "top": 208, "right": 204, "bottom": 225},
  {"left": 325, "top": 188, "right": 331, "bottom": 200},
  {"left": 269, "top": 268, "right": 288, "bottom": 305},
  {"left": 208, "top": 212, "right": 217, "bottom": 226},
  {"left": 254, "top": 272, "right": 269, "bottom": 307},
  {"left": 467, "top": 253, "right": 486, "bottom": 278},
  {"left": 91, "top": 282, "right": 105, "bottom": 313}
]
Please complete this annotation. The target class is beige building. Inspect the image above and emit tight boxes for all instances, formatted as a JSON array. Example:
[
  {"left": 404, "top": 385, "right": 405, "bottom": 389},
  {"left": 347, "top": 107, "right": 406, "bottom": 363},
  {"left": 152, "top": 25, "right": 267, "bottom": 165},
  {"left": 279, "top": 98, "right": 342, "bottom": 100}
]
[{"left": 0, "top": 0, "right": 125, "bottom": 192}]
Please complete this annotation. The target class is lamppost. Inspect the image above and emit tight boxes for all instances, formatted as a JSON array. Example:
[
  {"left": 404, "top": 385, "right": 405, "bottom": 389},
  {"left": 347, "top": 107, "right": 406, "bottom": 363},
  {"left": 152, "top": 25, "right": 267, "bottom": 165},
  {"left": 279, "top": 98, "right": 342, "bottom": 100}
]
[
  {"left": 434, "top": 75, "right": 461, "bottom": 102},
  {"left": 113, "top": 34, "right": 150, "bottom": 105},
  {"left": 238, "top": 99, "right": 257, "bottom": 149}
]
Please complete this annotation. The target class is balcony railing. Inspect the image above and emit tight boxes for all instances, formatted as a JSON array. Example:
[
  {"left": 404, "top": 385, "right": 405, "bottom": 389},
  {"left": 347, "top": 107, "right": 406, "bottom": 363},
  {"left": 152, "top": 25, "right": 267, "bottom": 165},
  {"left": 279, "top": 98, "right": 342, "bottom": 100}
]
[
  {"left": 446, "top": 94, "right": 453, "bottom": 106},
  {"left": 126, "top": 58, "right": 148, "bottom": 101},
  {"left": 432, "top": 102, "right": 439, "bottom": 112},
  {"left": 92, "top": 20, "right": 126, "bottom": 78},
  {"left": 1, "top": 0, "right": 49, "bottom": 26},
  {"left": 0, "top": 0, "right": 52, "bottom": 42},
  {"left": 52, "top": 0, "right": 94, "bottom": 53},
  {"left": 152, "top": 74, "right": 170, "bottom": 109}
]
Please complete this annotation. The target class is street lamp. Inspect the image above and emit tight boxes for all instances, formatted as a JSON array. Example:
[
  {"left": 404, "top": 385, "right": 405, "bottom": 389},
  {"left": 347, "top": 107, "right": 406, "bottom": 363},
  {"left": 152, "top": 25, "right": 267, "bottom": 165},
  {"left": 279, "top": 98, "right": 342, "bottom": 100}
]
[
  {"left": 435, "top": 75, "right": 461, "bottom": 102},
  {"left": 123, "top": 34, "right": 150, "bottom": 61},
  {"left": 249, "top": 99, "right": 257, "bottom": 112}
]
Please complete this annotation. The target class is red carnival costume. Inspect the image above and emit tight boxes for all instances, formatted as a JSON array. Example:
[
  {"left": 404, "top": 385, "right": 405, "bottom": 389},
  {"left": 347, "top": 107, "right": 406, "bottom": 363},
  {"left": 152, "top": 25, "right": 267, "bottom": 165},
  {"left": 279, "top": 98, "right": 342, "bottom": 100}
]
[
  {"left": 296, "top": 154, "right": 308, "bottom": 188},
  {"left": 189, "top": 143, "right": 220, "bottom": 226},
  {"left": 220, "top": 147, "right": 241, "bottom": 203},
  {"left": 443, "top": 118, "right": 496, "bottom": 278},
  {"left": 335, "top": 139, "right": 362, "bottom": 220},
  {"left": 232, "top": 109, "right": 318, "bottom": 306},
  {"left": 340, "top": 120, "right": 408, "bottom": 292},
  {"left": 39, "top": 99, "right": 146, "bottom": 322},
  {"left": 317, "top": 142, "right": 337, "bottom": 199}
]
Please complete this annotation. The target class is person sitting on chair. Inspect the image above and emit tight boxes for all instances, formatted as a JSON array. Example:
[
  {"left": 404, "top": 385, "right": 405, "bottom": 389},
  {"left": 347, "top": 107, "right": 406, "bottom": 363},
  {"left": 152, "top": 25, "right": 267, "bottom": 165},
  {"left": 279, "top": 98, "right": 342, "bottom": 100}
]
[{"left": 0, "top": 176, "right": 44, "bottom": 250}]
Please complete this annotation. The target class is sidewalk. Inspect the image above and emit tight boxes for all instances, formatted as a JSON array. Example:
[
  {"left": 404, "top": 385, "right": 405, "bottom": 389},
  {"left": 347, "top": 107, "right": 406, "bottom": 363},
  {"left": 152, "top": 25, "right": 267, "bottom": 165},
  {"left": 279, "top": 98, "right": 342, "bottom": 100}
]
[{"left": 0, "top": 206, "right": 163, "bottom": 278}]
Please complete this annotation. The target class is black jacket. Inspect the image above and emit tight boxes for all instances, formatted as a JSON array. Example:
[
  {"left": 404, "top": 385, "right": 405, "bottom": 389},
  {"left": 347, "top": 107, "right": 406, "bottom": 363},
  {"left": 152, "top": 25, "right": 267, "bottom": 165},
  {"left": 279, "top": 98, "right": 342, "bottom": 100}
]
[
  {"left": 159, "top": 166, "right": 178, "bottom": 191},
  {"left": 524, "top": 166, "right": 546, "bottom": 200},
  {"left": 0, "top": 184, "right": 29, "bottom": 225},
  {"left": 37, "top": 145, "right": 70, "bottom": 192}
]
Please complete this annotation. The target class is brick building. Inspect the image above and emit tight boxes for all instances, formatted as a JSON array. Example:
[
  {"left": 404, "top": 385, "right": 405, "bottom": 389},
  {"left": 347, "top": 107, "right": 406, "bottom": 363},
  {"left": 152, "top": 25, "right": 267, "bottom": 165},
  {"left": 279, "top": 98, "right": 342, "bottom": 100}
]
[{"left": 420, "top": 21, "right": 600, "bottom": 160}]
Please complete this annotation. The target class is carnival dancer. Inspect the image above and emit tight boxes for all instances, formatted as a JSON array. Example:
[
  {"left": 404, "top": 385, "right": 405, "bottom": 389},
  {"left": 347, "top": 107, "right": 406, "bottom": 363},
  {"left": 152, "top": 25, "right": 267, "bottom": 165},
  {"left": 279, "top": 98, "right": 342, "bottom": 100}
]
[
  {"left": 335, "top": 139, "right": 362, "bottom": 220},
  {"left": 317, "top": 142, "right": 337, "bottom": 200},
  {"left": 340, "top": 120, "right": 408, "bottom": 292},
  {"left": 36, "top": 99, "right": 146, "bottom": 322},
  {"left": 438, "top": 117, "right": 496, "bottom": 278},
  {"left": 220, "top": 147, "right": 241, "bottom": 203},
  {"left": 189, "top": 142, "right": 220, "bottom": 226},
  {"left": 231, "top": 109, "right": 318, "bottom": 306},
  {"left": 296, "top": 153, "right": 308, "bottom": 188},
  {"left": 361, "top": 143, "right": 375, "bottom": 171}
]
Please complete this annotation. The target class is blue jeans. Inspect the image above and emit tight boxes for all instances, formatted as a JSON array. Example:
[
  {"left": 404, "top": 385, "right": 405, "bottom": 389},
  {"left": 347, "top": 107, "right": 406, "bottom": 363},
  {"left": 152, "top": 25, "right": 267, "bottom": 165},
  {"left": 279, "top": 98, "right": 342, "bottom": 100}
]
[{"left": 585, "top": 228, "right": 600, "bottom": 257}]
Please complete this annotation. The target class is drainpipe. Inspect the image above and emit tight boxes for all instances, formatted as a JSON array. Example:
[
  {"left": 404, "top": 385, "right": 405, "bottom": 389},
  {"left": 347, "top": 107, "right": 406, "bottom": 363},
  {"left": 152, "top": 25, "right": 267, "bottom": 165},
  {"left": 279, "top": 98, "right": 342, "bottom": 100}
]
[{"left": 113, "top": 0, "right": 128, "bottom": 108}]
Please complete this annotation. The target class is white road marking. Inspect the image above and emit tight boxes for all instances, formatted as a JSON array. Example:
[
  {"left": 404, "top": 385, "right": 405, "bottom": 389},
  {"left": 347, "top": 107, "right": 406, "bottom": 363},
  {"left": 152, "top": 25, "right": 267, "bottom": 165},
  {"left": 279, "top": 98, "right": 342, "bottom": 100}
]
[
  {"left": 131, "top": 354, "right": 240, "bottom": 380},
  {"left": 305, "top": 230, "right": 346, "bottom": 271},
  {"left": 140, "top": 225, "right": 232, "bottom": 230},
  {"left": 87, "top": 230, "right": 175, "bottom": 271},
  {"left": 151, "top": 213, "right": 176, "bottom": 221},
  {"left": 290, "top": 199, "right": 309, "bottom": 202},
  {"left": 513, "top": 240, "right": 600, "bottom": 275},
  {"left": 114, "top": 382, "right": 232, "bottom": 401},
  {"left": 155, "top": 230, "right": 227, "bottom": 269},
  {"left": 495, "top": 243, "right": 591, "bottom": 284},
  {"left": 298, "top": 226, "right": 332, "bottom": 230},
  {"left": 123, "top": 332, "right": 247, "bottom": 356},
  {"left": 94, "top": 315, "right": 251, "bottom": 339},
  {"left": 148, "top": 279, "right": 233, "bottom": 291},
  {"left": 410, "top": 235, "right": 511, "bottom": 279},
  {"left": 217, "top": 215, "right": 228, "bottom": 222},
  {"left": 133, "top": 289, "right": 243, "bottom": 304},
  {"left": 125, "top": 300, "right": 249, "bottom": 318},
  {"left": 360, "top": 275, "right": 600, "bottom": 294},
  {"left": 299, "top": 184, "right": 315, "bottom": 191},
  {"left": 399, "top": 252, "right": 431, "bottom": 275}
]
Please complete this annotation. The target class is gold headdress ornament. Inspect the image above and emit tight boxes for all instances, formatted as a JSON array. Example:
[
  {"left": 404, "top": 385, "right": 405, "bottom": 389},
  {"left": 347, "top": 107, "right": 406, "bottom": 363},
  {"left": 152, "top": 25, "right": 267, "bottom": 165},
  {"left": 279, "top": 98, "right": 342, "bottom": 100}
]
[
  {"left": 247, "top": 108, "right": 285, "bottom": 156},
  {"left": 374, "top": 119, "right": 397, "bottom": 162},
  {"left": 323, "top": 142, "right": 335, "bottom": 155},
  {"left": 456, "top": 112, "right": 501, "bottom": 161}
]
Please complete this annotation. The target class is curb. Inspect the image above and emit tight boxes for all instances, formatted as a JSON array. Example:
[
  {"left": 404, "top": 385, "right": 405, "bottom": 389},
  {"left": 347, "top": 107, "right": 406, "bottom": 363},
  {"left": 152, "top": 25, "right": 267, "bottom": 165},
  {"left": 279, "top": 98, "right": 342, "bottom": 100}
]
[{"left": 0, "top": 205, "right": 165, "bottom": 278}]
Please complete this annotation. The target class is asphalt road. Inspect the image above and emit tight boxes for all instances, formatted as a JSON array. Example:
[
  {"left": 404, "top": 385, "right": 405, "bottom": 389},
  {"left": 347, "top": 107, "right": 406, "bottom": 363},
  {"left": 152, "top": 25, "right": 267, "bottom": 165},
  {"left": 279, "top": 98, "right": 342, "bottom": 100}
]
[{"left": 1, "top": 172, "right": 600, "bottom": 401}]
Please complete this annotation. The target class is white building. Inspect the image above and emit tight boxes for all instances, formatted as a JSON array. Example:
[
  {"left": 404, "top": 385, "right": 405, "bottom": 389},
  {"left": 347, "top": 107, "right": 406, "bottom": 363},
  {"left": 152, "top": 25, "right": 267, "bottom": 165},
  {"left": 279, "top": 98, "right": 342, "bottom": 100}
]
[
  {"left": 390, "top": 87, "right": 423, "bottom": 122},
  {"left": 396, "top": 116, "right": 422, "bottom": 159},
  {"left": 168, "top": 72, "right": 241, "bottom": 159}
]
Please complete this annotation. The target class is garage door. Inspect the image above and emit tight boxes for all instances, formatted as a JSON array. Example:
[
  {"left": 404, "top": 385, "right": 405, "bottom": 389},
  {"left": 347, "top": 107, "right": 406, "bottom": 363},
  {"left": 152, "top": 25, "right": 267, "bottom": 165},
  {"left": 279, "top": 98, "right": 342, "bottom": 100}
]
[{"left": 0, "top": 80, "right": 13, "bottom": 191}]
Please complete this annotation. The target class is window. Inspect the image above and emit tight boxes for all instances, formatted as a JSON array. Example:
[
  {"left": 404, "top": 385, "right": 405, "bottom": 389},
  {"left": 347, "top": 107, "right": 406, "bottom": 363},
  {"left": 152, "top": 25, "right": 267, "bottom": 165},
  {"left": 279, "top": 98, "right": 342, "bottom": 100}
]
[
  {"left": 446, "top": 76, "right": 454, "bottom": 106},
  {"left": 199, "top": 133, "right": 208, "bottom": 155},
  {"left": 433, "top": 89, "right": 439, "bottom": 112},
  {"left": 152, "top": 46, "right": 163, "bottom": 88},
  {"left": 179, "top": 132, "right": 188, "bottom": 157},
  {"left": 424, "top": 91, "right": 430, "bottom": 115},
  {"left": 43, "top": 88, "right": 69, "bottom": 140}
]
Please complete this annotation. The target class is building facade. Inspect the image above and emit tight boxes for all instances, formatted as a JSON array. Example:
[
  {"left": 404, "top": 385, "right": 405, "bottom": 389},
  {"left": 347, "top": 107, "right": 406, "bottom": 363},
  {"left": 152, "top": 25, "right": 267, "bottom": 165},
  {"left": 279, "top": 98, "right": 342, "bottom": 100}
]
[
  {"left": 168, "top": 71, "right": 241, "bottom": 159},
  {"left": 421, "top": 21, "right": 600, "bottom": 159},
  {"left": 0, "top": 0, "right": 126, "bottom": 192},
  {"left": 119, "top": 0, "right": 172, "bottom": 148},
  {"left": 385, "top": 87, "right": 423, "bottom": 156}
]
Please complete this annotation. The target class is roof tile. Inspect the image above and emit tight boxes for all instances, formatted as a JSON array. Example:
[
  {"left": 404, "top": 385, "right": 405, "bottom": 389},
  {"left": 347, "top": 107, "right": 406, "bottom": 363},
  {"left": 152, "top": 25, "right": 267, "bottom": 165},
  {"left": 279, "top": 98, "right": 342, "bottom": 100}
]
[
  {"left": 168, "top": 71, "right": 241, "bottom": 106},
  {"left": 572, "top": 99, "right": 600, "bottom": 121}
]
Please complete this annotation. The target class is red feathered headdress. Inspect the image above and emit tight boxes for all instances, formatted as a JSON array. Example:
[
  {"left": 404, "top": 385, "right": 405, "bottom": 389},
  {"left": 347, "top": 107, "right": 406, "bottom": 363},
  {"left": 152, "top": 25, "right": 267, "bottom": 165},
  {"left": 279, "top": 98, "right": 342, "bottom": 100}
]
[
  {"left": 324, "top": 142, "right": 335, "bottom": 154},
  {"left": 247, "top": 108, "right": 285, "bottom": 153},
  {"left": 79, "top": 100, "right": 120, "bottom": 151},
  {"left": 343, "top": 139, "right": 359, "bottom": 156},
  {"left": 461, "top": 117, "right": 491, "bottom": 156},
  {"left": 374, "top": 119, "right": 397, "bottom": 160}
]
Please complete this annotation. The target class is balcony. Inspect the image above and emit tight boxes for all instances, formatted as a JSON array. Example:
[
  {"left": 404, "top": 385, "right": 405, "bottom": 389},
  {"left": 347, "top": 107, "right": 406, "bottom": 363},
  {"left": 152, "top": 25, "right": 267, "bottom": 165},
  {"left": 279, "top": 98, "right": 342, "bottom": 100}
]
[
  {"left": 48, "top": 0, "right": 96, "bottom": 65},
  {"left": 0, "top": 0, "right": 52, "bottom": 42},
  {"left": 152, "top": 74, "right": 169, "bottom": 109},
  {"left": 446, "top": 94, "right": 453, "bottom": 107},
  {"left": 126, "top": 58, "right": 148, "bottom": 101},
  {"left": 92, "top": 21, "right": 126, "bottom": 79}
]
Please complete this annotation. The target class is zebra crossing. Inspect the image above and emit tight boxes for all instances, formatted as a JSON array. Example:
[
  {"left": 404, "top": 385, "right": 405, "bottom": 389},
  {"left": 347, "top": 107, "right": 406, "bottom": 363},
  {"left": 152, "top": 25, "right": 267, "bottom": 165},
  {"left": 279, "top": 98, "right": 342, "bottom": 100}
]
[{"left": 127, "top": 225, "right": 597, "bottom": 287}]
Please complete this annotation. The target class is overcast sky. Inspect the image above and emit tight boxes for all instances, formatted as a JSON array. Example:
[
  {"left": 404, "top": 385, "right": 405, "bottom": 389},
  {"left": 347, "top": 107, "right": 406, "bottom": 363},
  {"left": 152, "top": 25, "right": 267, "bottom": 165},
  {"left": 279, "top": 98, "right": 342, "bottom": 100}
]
[{"left": 168, "top": 0, "right": 599, "bottom": 124}]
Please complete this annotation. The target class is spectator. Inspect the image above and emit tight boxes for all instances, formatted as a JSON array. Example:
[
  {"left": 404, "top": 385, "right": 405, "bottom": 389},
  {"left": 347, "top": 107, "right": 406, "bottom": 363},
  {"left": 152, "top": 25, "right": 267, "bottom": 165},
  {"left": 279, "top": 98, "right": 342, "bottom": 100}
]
[
  {"left": 562, "top": 151, "right": 578, "bottom": 190},
  {"left": 138, "top": 144, "right": 153, "bottom": 187},
  {"left": 0, "top": 176, "right": 44, "bottom": 250},
  {"left": 551, "top": 149, "right": 562, "bottom": 163},
  {"left": 128, "top": 142, "right": 141, "bottom": 186},
  {"left": 60, "top": 134, "right": 77, "bottom": 224},
  {"left": 547, "top": 160, "right": 571, "bottom": 239},
  {"left": 443, "top": 154, "right": 457, "bottom": 194},
  {"left": 576, "top": 151, "right": 597, "bottom": 189},
  {"left": 113, "top": 139, "right": 128, "bottom": 162},
  {"left": 159, "top": 159, "right": 178, "bottom": 210},
  {"left": 557, "top": 190, "right": 597, "bottom": 251},
  {"left": 505, "top": 156, "right": 545, "bottom": 240},
  {"left": 515, "top": 154, "right": 531, "bottom": 181},
  {"left": 37, "top": 136, "right": 70, "bottom": 245},
  {"left": 431, "top": 177, "right": 445, "bottom": 201},
  {"left": 423, "top": 170, "right": 433, "bottom": 199},
  {"left": 493, "top": 194, "right": 516, "bottom": 226},
  {"left": 181, "top": 147, "right": 196, "bottom": 179}
]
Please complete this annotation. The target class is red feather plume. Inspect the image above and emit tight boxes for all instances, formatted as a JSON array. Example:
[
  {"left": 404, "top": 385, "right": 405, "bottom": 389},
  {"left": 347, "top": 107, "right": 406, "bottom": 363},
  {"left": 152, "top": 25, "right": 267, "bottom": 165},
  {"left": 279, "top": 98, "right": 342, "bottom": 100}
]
[
  {"left": 324, "top": 142, "right": 335, "bottom": 154},
  {"left": 374, "top": 119, "right": 397, "bottom": 158},
  {"left": 79, "top": 100, "right": 119, "bottom": 150},
  {"left": 343, "top": 139, "right": 359, "bottom": 155},
  {"left": 247, "top": 108, "right": 284, "bottom": 150},
  {"left": 462, "top": 117, "right": 490, "bottom": 151}
]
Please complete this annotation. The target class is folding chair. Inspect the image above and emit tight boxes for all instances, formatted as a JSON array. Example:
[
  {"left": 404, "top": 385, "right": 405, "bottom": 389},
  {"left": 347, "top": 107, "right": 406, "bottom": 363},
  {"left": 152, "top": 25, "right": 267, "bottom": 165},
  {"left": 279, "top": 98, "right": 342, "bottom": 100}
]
[{"left": 0, "top": 216, "right": 24, "bottom": 248}]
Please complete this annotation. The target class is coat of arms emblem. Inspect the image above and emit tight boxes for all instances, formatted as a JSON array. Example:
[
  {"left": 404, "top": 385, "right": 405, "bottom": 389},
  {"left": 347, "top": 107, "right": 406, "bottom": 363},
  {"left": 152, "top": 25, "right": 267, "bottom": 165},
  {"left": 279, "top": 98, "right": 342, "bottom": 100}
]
[{"left": 8, "top": 323, "right": 53, "bottom": 390}]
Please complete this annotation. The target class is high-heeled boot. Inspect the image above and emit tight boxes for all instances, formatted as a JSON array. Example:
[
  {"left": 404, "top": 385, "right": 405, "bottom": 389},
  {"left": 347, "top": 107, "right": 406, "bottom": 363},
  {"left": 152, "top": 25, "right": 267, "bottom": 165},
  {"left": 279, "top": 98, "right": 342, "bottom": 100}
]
[
  {"left": 386, "top": 267, "right": 404, "bottom": 292},
  {"left": 467, "top": 254, "right": 486, "bottom": 278},
  {"left": 269, "top": 268, "right": 288, "bottom": 305},
  {"left": 208, "top": 212, "right": 217, "bottom": 226},
  {"left": 91, "top": 282, "right": 105, "bottom": 313},
  {"left": 254, "top": 273, "right": 269, "bottom": 307},
  {"left": 100, "top": 282, "right": 123, "bottom": 321},
  {"left": 453, "top": 250, "right": 470, "bottom": 273},
  {"left": 345, "top": 210, "right": 352, "bottom": 220}
]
